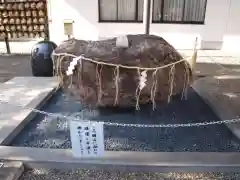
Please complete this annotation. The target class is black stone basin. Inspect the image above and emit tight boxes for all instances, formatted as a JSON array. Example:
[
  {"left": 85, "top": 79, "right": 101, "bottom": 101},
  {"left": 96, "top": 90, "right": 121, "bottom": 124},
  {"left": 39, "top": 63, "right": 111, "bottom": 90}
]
[{"left": 11, "top": 88, "right": 240, "bottom": 152}]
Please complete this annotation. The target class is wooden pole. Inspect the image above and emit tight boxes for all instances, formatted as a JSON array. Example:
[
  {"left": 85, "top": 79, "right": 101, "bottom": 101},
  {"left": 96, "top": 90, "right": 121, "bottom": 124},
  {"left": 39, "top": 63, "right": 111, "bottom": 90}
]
[
  {"left": 187, "top": 37, "right": 198, "bottom": 79},
  {"left": 191, "top": 37, "right": 198, "bottom": 73},
  {"left": 143, "top": 0, "right": 152, "bottom": 34}
]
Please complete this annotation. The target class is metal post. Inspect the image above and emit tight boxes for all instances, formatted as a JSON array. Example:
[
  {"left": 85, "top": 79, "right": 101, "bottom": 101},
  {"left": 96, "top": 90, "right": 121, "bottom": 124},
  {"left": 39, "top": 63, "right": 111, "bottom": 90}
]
[
  {"left": 143, "top": 0, "right": 152, "bottom": 34},
  {"left": 2, "top": 0, "right": 10, "bottom": 54},
  {"left": 4, "top": 37, "right": 11, "bottom": 54}
]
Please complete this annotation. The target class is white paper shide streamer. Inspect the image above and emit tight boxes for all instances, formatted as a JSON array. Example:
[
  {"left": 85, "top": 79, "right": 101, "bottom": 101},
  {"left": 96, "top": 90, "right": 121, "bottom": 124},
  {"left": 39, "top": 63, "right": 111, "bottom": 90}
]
[
  {"left": 66, "top": 56, "right": 83, "bottom": 76},
  {"left": 139, "top": 70, "right": 147, "bottom": 90}
]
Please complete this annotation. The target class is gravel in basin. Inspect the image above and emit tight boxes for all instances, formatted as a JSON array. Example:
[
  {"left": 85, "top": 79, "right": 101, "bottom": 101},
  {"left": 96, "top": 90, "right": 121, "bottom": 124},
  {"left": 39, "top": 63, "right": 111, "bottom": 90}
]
[{"left": 11, "top": 88, "right": 240, "bottom": 152}]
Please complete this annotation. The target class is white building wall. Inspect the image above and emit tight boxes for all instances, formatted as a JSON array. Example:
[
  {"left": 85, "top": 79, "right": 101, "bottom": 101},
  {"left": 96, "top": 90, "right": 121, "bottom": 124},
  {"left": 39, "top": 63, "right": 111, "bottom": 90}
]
[
  {"left": 1, "top": 0, "right": 240, "bottom": 53},
  {"left": 222, "top": 0, "right": 240, "bottom": 52},
  {"left": 47, "top": 0, "right": 240, "bottom": 52}
]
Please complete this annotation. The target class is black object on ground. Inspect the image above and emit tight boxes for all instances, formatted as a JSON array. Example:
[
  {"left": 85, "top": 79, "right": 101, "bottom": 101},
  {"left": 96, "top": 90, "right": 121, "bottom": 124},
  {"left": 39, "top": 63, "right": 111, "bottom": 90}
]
[
  {"left": 31, "top": 40, "right": 57, "bottom": 77},
  {"left": 11, "top": 88, "right": 240, "bottom": 152}
]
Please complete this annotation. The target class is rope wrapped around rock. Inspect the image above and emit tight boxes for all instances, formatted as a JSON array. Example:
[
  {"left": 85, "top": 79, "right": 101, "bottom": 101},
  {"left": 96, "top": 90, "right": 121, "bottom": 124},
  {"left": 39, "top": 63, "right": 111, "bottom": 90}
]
[{"left": 51, "top": 34, "right": 194, "bottom": 110}]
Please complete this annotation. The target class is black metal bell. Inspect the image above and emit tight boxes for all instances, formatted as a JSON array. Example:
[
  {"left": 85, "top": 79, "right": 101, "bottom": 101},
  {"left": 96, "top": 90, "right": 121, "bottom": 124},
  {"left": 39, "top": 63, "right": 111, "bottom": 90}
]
[{"left": 31, "top": 40, "right": 57, "bottom": 77}]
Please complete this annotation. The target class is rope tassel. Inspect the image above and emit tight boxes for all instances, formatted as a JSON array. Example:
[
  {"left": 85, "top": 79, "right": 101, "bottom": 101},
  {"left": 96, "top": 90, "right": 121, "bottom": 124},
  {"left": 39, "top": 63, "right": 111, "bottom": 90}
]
[
  {"left": 96, "top": 64, "right": 103, "bottom": 104},
  {"left": 114, "top": 66, "right": 120, "bottom": 106},
  {"left": 181, "top": 61, "right": 190, "bottom": 100},
  {"left": 168, "top": 64, "right": 175, "bottom": 103},
  {"left": 151, "top": 69, "right": 158, "bottom": 110}
]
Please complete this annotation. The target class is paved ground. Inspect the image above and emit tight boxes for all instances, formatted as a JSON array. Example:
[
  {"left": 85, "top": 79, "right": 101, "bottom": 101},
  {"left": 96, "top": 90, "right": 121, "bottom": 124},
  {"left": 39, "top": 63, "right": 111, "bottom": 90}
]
[
  {"left": 0, "top": 55, "right": 31, "bottom": 83},
  {"left": 1, "top": 53, "right": 240, "bottom": 179}
]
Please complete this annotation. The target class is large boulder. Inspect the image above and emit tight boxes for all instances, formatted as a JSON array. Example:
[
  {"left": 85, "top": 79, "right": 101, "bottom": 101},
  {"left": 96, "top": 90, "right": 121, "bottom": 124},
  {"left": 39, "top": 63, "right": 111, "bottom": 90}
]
[{"left": 52, "top": 34, "right": 193, "bottom": 109}]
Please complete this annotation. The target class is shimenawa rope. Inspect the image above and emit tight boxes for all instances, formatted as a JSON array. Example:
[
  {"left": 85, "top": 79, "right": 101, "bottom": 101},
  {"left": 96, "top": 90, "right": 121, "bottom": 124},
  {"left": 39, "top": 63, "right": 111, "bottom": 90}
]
[{"left": 52, "top": 52, "right": 192, "bottom": 110}]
